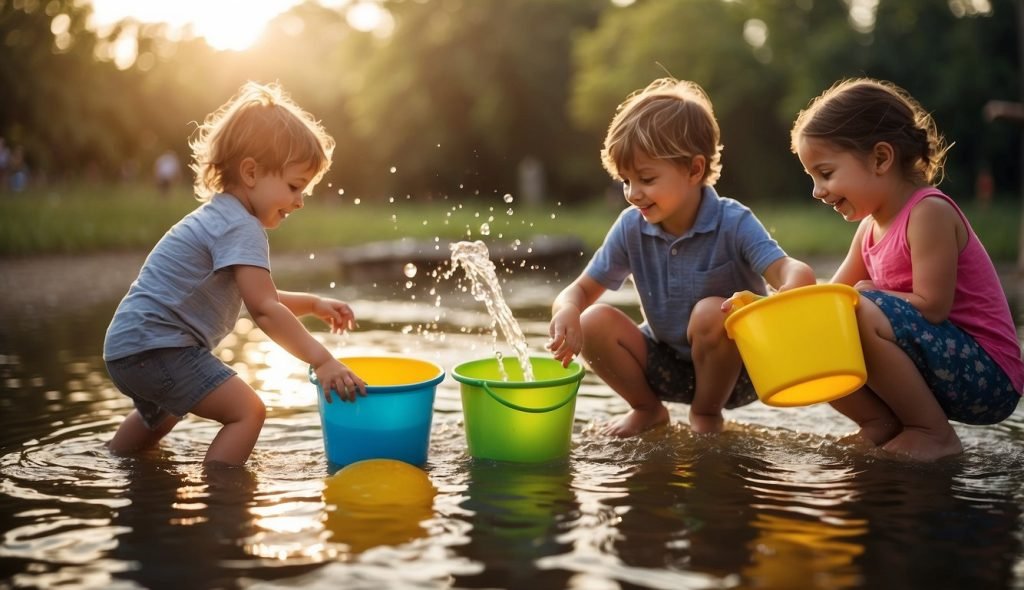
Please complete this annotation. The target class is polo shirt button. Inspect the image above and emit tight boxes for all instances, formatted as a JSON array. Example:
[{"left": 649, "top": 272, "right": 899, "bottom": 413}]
[{"left": 671, "top": 248, "right": 678, "bottom": 255}]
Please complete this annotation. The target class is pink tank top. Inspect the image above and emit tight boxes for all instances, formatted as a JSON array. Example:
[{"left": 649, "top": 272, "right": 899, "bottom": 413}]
[{"left": 861, "top": 187, "right": 1024, "bottom": 394}]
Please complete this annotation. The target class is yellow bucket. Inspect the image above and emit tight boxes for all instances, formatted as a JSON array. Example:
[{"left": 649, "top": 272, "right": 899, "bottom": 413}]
[{"left": 724, "top": 284, "right": 865, "bottom": 407}]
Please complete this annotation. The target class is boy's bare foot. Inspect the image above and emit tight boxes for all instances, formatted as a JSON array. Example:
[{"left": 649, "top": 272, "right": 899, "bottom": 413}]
[
  {"left": 688, "top": 409, "right": 724, "bottom": 434},
  {"left": 880, "top": 427, "right": 963, "bottom": 461},
  {"left": 602, "top": 404, "right": 670, "bottom": 437}
]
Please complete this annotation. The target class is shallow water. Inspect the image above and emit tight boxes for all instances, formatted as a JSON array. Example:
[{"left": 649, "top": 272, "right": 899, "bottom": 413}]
[{"left": 1, "top": 260, "right": 1024, "bottom": 590}]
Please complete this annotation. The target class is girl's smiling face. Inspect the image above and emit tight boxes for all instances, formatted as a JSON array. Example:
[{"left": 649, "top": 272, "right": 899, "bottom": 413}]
[
  {"left": 794, "top": 136, "right": 887, "bottom": 223},
  {"left": 619, "top": 152, "right": 702, "bottom": 236}
]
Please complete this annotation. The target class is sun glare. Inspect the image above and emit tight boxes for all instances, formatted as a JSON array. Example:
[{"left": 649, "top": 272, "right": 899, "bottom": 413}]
[{"left": 87, "top": 0, "right": 304, "bottom": 51}]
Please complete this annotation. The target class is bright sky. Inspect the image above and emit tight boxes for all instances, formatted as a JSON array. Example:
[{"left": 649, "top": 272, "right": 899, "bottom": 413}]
[{"left": 86, "top": 0, "right": 388, "bottom": 52}]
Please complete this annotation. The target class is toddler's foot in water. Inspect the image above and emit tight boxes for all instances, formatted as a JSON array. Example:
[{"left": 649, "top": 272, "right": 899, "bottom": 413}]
[
  {"left": 880, "top": 427, "right": 963, "bottom": 461},
  {"left": 602, "top": 405, "right": 670, "bottom": 437}
]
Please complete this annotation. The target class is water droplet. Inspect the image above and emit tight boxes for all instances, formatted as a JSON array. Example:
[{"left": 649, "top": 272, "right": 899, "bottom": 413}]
[
  {"left": 503, "top": 193, "right": 514, "bottom": 203},
  {"left": 308, "top": 253, "right": 316, "bottom": 260},
  {"left": 353, "top": 198, "right": 361, "bottom": 205},
  {"left": 480, "top": 223, "right": 491, "bottom": 235},
  {"left": 337, "top": 188, "right": 345, "bottom": 195},
  {"left": 390, "top": 166, "right": 397, "bottom": 173},
  {"left": 329, "top": 281, "right": 336, "bottom": 288},
  {"left": 506, "top": 208, "right": 514, "bottom": 216},
  {"left": 403, "top": 263, "right": 418, "bottom": 278}
]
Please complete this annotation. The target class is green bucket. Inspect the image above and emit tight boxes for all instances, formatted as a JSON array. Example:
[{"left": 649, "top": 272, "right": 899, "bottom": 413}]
[{"left": 451, "top": 356, "right": 584, "bottom": 463}]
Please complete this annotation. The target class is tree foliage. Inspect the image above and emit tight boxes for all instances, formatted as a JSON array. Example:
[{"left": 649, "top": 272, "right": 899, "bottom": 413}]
[{"left": 1, "top": 0, "right": 1020, "bottom": 203}]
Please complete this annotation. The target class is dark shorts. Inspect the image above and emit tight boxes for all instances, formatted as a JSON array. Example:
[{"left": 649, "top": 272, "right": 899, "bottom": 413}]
[
  {"left": 643, "top": 334, "right": 759, "bottom": 409},
  {"left": 865, "top": 291, "right": 1021, "bottom": 425},
  {"left": 106, "top": 346, "right": 236, "bottom": 429}
]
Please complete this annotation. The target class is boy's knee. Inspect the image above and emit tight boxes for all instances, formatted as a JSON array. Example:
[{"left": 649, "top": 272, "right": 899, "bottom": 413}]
[
  {"left": 580, "top": 304, "right": 618, "bottom": 335},
  {"left": 688, "top": 297, "right": 728, "bottom": 339}
]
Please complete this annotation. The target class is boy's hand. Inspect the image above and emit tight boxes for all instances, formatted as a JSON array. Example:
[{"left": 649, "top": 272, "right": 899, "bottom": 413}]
[
  {"left": 316, "top": 358, "right": 367, "bottom": 403},
  {"left": 312, "top": 296, "right": 358, "bottom": 334},
  {"left": 547, "top": 306, "right": 583, "bottom": 368}
]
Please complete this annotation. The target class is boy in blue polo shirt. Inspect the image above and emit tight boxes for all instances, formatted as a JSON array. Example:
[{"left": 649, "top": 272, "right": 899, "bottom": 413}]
[{"left": 547, "top": 78, "right": 815, "bottom": 436}]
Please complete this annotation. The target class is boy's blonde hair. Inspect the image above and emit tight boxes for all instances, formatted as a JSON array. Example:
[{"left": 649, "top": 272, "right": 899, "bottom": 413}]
[
  {"left": 601, "top": 77, "right": 723, "bottom": 186},
  {"left": 189, "top": 82, "right": 336, "bottom": 201},
  {"left": 790, "top": 78, "right": 949, "bottom": 185}
]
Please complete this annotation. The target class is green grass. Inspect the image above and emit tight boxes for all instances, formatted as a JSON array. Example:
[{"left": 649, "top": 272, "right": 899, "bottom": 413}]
[{"left": 0, "top": 182, "right": 1019, "bottom": 262}]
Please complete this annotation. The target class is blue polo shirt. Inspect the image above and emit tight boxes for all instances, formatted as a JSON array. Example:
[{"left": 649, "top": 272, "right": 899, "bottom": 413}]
[{"left": 585, "top": 186, "right": 786, "bottom": 360}]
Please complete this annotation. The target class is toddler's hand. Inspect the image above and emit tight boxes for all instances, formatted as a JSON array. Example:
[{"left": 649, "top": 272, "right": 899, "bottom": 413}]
[
  {"left": 316, "top": 359, "right": 367, "bottom": 403},
  {"left": 313, "top": 297, "right": 358, "bottom": 334}
]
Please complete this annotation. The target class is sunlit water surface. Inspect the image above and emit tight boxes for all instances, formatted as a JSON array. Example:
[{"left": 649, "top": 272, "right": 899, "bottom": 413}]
[{"left": 2, "top": 259, "right": 1023, "bottom": 590}]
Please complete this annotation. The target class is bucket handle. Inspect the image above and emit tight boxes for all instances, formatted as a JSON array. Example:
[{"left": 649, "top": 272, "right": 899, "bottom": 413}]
[{"left": 481, "top": 380, "right": 580, "bottom": 414}]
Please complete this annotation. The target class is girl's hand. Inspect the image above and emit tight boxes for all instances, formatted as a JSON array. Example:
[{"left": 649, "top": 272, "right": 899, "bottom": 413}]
[
  {"left": 547, "top": 307, "right": 583, "bottom": 368},
  {"left": 316, "top": 358, "right": 367, "bottom": 403},
  {"left": 853, "top": 279, "right": 877, "bottom": 292},
  {"left": 312, "top": 297, "right": 358, "bottom": 334}
]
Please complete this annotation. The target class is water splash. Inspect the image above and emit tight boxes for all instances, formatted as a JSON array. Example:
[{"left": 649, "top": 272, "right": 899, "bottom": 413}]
[{"left": 447, "top": 240, "right": 534, "bottom": 381}]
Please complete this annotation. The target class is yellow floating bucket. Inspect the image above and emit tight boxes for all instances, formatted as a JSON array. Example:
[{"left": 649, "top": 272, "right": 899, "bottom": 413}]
[{"left": 724, "top": 284, "right": 865, "bottom": 407}]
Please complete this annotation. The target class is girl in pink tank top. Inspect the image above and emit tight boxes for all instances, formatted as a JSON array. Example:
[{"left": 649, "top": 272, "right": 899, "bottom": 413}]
[{"left": 791, "top": 78, "right": 1023, "bottom": 462}]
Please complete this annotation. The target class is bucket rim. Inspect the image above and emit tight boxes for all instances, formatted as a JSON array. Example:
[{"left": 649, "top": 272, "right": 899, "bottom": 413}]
[
  {"left": 724, "top": 283, "right": 859, "bottom": 336},
  {"left": 309, "top": 355, "right": 445, "bottom": 393},
  {"left": 451, "top": 356, "right": 584, "bottom": 389}
]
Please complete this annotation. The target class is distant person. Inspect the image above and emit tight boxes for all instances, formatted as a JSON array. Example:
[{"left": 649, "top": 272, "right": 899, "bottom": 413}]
[
  {"left": 0, "top": 137, "right": 10, "bottom": 191},
  {"left": 153, "top": 149, "right": 182, "bottom": 195},
  {"left": 104, "top": 82, "right": 367, "bottom": 467},
  {"left": 546, "top": 78, "right": 815, "bottom": 437},
  {"left": 791, "top": 78, "right": 1023, "bottom": 461},
  {"left": 7, "top": 145, "right": 28, "bottom": 192}
]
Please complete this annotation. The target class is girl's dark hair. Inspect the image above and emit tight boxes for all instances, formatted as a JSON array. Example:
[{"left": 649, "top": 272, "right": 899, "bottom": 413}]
[{"left": 790, "top": 78, "right": 949, "bottom": 184}]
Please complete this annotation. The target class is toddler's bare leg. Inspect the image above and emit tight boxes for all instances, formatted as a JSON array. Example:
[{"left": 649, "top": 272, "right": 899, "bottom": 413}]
[
  {"left": 855, "top": 298, "right": 962, "bottom": 461},
  {"left": 190, "top": 376, "right": 267, "bottom": 466},
  {"left": 108, "top": 410, "right": 180, "bottom": 454},
  {"left": 687, "top": 297, "right": 742, "bottom": 433},
  {"left": 580, "top": 304, "right": 669, "bottom": 437}
]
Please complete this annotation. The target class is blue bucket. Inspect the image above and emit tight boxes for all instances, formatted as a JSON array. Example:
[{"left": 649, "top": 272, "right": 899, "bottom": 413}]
[{"left": 310, "top": 356, "right": 444, "bottom": 467}]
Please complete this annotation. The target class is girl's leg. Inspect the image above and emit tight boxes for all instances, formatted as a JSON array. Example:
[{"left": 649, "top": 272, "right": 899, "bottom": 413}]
[
  {"left": 580, "top": 304, "right": 669, "bottom": 437},
  {"left": 855, "top": 297, "right": 962, "bottom": 460},
  {"left": 108, "top": 410, "right": 181, "bottom": 454},
  {"left": 189, "top": 376, "right": 266, "bottom": 466},
  {"left": 687, "top": 297, "right": 741, "bottom": 434},
  {"left": 828, "top": 387, "right": 901, "bottom": 446}
]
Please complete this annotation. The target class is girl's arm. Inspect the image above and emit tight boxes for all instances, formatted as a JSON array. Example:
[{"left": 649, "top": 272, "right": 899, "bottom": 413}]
[
  {"left": 548, "top": 274, "right": 606, "bottom": 367},
  {"left": 831, "top": 219, "right": 872, "bottom": 286},
  {"left": 899, "top": 198, "right": 962, "bottom": 323},
  {"left": 234, "top": 265, "right": 366, "bottom": 400}
]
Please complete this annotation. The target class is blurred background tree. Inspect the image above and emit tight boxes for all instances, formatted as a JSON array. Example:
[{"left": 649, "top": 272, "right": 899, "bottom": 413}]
[{"left": 1, "top": 0, "right": 1018, "bottom": 204}]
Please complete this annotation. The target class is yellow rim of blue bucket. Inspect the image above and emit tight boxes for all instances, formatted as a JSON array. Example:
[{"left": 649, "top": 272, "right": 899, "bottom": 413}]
[
  {"left": 309, "top": 356, "right": 445, "bottom": 393},
  {"left": 452, "top": 360, "right": 583, "bottom": 414}
]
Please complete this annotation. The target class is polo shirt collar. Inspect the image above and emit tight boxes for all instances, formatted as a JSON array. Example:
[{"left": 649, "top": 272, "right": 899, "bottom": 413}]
[{"left": 640, "top": 185, "right": 722, "bottom": 241}]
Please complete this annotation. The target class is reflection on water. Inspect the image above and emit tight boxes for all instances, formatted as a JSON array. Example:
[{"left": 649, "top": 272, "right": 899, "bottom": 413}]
[{"left": 1, "top": 267, "right": 1023, "bottom": 589}]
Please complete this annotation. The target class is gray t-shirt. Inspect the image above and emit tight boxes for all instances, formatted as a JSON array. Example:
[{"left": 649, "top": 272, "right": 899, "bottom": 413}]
[
  {"left": 586, "top": 186, "right": 786, "bottom": 360},
  {"left": 103, "top": 193, "right": 270, "bottom": 361}
]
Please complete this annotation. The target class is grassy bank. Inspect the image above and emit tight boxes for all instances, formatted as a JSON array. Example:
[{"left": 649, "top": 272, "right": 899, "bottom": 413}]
[{"left": 1, "top": 182, "right": 1019, "bottom": 262}]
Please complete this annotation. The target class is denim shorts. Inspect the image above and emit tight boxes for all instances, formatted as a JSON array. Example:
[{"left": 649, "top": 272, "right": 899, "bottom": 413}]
[
  {"left": 643, "top": 334, "right": 759, "bottom": 409},
  {"left": 106, "top": 346, "right": 236, "bottom": 430},
  {"left": 865, "top": 291, "right": 1021, "bottom": 425}
]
